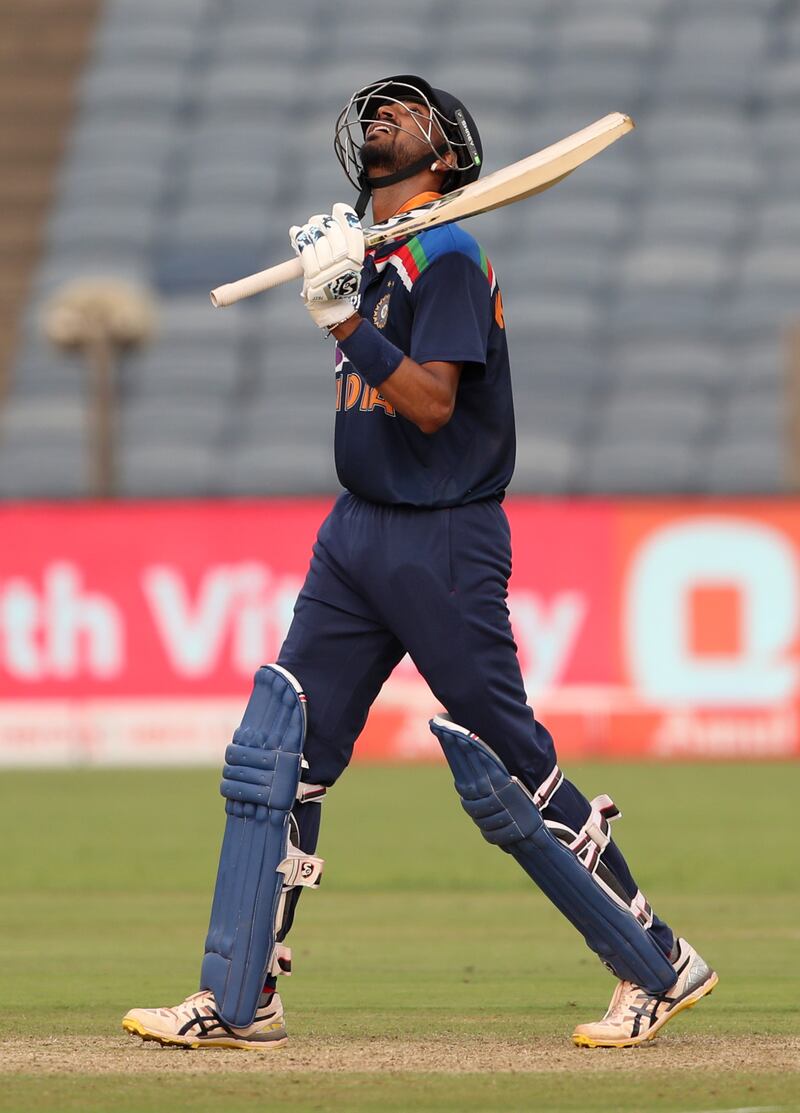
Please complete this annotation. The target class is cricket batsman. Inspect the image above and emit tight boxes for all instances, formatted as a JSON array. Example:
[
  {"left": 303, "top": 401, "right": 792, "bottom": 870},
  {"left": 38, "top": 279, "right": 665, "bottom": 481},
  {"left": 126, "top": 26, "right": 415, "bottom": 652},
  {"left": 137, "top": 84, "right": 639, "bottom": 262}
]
[{"left": 123, "top": 75, "right": 718, "bottom": 1051}]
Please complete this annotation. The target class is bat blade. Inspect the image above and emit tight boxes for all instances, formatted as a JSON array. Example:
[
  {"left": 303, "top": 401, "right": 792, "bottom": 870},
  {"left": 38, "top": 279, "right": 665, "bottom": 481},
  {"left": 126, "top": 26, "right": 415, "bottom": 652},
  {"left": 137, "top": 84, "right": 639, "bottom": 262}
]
[{"left": 210, "top": 112, "right": 634, "bottom": 308}]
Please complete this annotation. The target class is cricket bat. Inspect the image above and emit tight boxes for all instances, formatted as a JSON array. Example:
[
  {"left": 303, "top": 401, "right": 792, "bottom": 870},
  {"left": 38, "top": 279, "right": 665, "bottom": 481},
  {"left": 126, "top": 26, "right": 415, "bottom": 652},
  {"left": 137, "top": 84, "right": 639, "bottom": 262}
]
[{"left": 210, "top": 112, "right": 634, "bottom": 308}]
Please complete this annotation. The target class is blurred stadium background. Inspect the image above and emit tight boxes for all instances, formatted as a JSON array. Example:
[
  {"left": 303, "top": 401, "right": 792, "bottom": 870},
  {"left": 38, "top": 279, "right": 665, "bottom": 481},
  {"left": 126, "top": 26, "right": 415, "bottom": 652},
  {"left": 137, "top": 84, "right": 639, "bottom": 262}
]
[{"left": 1, "top": 0, "right": 800, "bottom": 766}]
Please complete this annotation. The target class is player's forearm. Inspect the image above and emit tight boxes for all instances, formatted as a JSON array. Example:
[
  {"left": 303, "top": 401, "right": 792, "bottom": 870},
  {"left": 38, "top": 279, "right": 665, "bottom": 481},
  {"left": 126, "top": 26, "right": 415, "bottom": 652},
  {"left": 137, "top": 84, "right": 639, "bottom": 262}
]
[
  {"left": 332, "top": 315, "right": 459, "bottom": 434},
  {"left": 371, "top": 357, "right": 456, "bottom": 433},
  {"left": 331, "top": 314, "right": 362, "bottom": 342}
]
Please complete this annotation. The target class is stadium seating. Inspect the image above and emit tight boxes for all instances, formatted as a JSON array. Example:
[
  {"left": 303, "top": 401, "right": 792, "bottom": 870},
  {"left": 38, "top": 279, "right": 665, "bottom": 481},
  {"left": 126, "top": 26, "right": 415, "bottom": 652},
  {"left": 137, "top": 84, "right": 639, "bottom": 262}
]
[{"left": 6, "top": 0, "right": 800, "bottom": 497}]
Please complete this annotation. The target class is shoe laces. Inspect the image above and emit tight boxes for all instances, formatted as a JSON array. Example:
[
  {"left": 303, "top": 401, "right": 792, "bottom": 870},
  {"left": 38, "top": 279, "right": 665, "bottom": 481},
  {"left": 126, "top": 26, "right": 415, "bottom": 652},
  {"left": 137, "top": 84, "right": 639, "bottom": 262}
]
[
  {"left": 173, "top": 990, "right": 216, "bottom": 1022},
  {"left": 606, "top": 981, "right": 651, "bottom": 1024}
]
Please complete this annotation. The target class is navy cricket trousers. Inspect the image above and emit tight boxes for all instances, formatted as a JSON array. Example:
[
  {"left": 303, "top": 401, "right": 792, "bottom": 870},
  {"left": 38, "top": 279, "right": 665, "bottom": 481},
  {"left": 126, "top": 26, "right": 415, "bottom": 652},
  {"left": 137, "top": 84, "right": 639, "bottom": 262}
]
[
  {"left": 276, "top": 492, "right": 674, "bottom": 956},
  {"left": 279, "top": 491, "right": 553, "bottom": 789}
]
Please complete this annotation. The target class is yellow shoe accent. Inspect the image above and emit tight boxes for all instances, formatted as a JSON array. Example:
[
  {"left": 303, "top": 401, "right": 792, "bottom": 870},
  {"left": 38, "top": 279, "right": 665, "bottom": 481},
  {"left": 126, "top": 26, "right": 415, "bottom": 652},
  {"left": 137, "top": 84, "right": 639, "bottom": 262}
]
[{"left": 122, "top": 1014, "right": 288, "bottom": 1051}]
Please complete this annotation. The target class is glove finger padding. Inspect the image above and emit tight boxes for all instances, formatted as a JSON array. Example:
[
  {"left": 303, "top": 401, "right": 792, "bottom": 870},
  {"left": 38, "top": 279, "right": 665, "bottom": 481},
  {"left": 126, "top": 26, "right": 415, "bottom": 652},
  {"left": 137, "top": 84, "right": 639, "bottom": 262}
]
[
  {"left": 332, "top": 203, "right": 364, "bottom": 265},
  {"left": 290, "top": 222, "right": 323, "bottom": 278},
  {"left": 314, "top": 214, "right": 349, "bottom": 271},
  {"left": 289, "top": 224, "right": 317, "bottom": 273},
  {"left": 305, "top": 218, "right": 334, "bottom": 274}
]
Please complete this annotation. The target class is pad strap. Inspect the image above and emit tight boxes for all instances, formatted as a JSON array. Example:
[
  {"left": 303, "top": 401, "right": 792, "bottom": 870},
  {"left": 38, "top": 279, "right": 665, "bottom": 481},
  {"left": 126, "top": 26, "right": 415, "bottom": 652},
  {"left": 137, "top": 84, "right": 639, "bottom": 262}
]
[
  {"left": 631, "top": 889, "right": 654, "bottom": 930},
  {"left": 567, "top": 794, "right": 621, "bottom": 872},
  {"left": 278, "top": 844, "right": 324, "bottom": 889},
  {"left": 269, "top": 944, "right": 293, "bottom": 977},
  {"left": 533, "top": 764, "right": 564, "bottom": 809},
  {"left": 297, "top": 782, "right": 327, "bottom": 804}
]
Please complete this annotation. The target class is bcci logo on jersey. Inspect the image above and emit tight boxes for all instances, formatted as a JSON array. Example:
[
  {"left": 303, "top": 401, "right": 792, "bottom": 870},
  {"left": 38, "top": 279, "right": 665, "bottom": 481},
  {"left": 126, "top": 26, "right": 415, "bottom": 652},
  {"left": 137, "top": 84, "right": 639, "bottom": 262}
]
[{"left": 373, "top": 293, "right": 391, "bottom": 330}]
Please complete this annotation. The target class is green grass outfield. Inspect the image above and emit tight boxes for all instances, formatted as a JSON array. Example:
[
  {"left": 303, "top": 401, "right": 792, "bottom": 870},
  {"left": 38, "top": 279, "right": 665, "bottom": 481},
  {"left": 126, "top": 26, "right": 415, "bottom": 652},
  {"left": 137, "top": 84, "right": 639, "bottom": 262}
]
[{"left": 1, "top": 761, "right": 798, "bottom": 1113}]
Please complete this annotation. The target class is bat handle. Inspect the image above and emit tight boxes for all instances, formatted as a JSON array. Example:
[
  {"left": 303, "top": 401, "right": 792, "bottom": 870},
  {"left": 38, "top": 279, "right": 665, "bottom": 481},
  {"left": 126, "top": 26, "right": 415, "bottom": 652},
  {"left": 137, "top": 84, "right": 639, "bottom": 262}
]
[{"left": 210, "top": 256, "right": 304, "bottom": 307}]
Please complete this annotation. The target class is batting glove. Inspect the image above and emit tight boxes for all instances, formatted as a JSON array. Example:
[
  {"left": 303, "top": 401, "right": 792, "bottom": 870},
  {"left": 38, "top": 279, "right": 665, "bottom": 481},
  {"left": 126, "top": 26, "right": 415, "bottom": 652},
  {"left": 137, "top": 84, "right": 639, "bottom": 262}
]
[{"left": 289, "top": 203, "right": 364, "bottom": 330}]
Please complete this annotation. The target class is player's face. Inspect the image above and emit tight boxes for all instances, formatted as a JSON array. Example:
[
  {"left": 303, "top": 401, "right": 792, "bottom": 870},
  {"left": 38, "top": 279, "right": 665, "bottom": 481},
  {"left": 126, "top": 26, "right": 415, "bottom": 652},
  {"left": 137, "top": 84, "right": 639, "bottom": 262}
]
[{"left": 361, "top": 99, "right": 451, "bottom": 175}]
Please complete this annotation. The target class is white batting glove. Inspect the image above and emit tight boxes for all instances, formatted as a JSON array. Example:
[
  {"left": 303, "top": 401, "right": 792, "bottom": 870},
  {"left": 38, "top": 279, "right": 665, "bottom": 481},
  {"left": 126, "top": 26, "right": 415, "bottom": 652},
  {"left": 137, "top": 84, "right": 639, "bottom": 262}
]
[{"left": 289, "top": 203, "right": 364, "bottom": 330}]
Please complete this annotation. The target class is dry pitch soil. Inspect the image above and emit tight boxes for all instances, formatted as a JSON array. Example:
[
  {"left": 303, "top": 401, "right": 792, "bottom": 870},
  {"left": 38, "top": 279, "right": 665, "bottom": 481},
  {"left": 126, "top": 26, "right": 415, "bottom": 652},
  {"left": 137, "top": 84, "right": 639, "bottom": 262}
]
[{"left": 1, "top": 1034, "right": 798, "bottom": 1076}]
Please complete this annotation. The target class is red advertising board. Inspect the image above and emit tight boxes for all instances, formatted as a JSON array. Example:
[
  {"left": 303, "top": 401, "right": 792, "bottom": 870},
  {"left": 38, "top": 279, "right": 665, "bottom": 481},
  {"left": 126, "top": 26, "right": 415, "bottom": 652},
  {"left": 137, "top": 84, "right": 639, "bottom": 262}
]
[{"left": 0, "top": 499, "right": 797, "bottom": 764}]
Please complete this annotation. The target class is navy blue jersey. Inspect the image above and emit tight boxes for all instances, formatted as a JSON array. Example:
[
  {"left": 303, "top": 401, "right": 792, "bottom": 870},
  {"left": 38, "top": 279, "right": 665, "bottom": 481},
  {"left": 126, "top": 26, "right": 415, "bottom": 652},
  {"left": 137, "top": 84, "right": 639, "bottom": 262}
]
[{"left": 333, "top": 219, "right": 515, "bottom": 508}]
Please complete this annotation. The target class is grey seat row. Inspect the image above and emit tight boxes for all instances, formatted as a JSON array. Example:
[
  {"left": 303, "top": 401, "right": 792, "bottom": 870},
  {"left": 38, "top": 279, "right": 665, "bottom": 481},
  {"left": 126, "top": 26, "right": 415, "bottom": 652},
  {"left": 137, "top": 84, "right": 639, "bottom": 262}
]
[{"left": 7, "top": 0, "right": 800, "bottom": 497}]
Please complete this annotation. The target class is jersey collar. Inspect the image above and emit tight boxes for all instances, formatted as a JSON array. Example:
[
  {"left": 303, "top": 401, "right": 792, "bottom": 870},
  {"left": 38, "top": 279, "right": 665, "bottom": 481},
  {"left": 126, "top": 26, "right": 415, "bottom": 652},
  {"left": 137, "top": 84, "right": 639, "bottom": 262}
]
[{"left": 393, "top": 191, "right": 443, "bottom": 215}]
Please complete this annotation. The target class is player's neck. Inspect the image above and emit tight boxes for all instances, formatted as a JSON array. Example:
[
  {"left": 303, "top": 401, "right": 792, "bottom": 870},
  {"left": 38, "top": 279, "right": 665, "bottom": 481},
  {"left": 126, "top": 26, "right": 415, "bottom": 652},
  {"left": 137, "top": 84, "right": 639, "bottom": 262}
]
[{"left": 370, "top": 174, "right": 444, "bottom": 224}]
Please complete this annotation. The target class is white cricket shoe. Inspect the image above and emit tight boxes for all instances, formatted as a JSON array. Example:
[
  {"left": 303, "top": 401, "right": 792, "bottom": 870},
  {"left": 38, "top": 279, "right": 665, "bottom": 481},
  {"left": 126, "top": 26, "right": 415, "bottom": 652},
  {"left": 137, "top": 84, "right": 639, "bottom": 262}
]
[
  {"left": 572, "top": 938, "right": 718, "bottom": 1048},
  {"left": 122, "top": 989, "right": 287, "bottom": 1050}
]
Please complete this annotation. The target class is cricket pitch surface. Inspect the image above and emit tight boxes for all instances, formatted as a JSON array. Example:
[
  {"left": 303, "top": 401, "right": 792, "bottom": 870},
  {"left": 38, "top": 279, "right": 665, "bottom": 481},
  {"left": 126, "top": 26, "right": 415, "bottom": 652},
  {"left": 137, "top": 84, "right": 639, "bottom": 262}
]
[{"left": 3, "top": 764, "right": 799, "bottom": 1112}]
